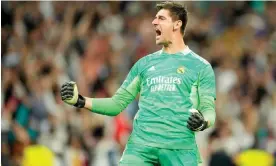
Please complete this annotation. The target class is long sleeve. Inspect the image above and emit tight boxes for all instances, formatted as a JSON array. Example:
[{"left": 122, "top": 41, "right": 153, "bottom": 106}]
[
  {"left": 198, "top": 96, "right": 216, "bottom": 126},
  {"left": 198, "top": 65, "right": 216, "bottom": 127},
  {"left": 90, "top": 61, "right": 141, "bottom": 116}
]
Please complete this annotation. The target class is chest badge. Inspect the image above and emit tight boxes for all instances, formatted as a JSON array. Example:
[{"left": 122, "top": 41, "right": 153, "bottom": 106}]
[{"left": 177, "top": 66, "right": 185, "bottom": 74}]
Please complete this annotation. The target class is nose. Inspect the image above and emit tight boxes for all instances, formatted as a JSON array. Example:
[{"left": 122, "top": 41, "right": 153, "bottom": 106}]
[{"left": 152, "top": 18, "right": 158, "bottom": 26}]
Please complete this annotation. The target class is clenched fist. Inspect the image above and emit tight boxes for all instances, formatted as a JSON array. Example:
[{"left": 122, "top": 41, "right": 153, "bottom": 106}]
[
  {"left": 60, "top": 81, "right": 85, "bottom": 108},
  {"left": 187, "top": 109, "right": 208, "bottom": 131}
]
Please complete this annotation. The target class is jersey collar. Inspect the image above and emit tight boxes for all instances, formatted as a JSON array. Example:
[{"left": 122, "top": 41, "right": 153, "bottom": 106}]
[
  {"left": 160, "top": 46, "right": 191, "bottom": 56},
  {"left": 180, "top": 46, "right": 191, "bottom": 55}
]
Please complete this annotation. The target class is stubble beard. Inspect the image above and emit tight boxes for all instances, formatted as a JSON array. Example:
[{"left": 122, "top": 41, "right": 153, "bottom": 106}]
[{"left": 158, "top": 40, "right": 172, "bottom": 47}]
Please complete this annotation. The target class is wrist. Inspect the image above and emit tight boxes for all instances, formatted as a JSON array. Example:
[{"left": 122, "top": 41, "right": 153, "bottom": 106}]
[
  {"left": 200, "top": 120, "right": 208, "bottom": 131},
  {"left": 74, "top": 95, "right": 86, "bottom": 108},
  {"left": 84, "top": 97, "right": 92, "bottom": 110}
]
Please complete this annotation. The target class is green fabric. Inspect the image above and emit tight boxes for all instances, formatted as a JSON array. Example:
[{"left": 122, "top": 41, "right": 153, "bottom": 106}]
[
  {"left": 91, "top": 87, "right": 138, "bottom": 116},
  {"left": 8, "top": 104, "right": 38, "bottom": 143},
  {"left": 251, "top": 1, "right": 265, "bottom": 14},
  {"left": 198, "top": 96, "right": 216, "bottom": 126},
  {"left": 120, "top": 143, "right": 198, "bottom": 166},
  {"left": 123, "top": 50, "right": 216, "bottom": 151},
  {"left": 92, "top": 48, "right": 216, "bottom": 164},
  {"left": 190, "top": 64, "right": 216, "bottom": 127},
  {"left": 16, "top": 104, "right": 30, "bottom": 127}
]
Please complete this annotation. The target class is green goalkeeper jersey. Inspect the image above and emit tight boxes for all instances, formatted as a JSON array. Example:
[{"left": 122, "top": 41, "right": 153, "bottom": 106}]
[
  {"left": 120, "top": 48, "right": 216, "bottom": 150},
  {"left": 91, "top": 47, "right": 216, "bottom": 153}
]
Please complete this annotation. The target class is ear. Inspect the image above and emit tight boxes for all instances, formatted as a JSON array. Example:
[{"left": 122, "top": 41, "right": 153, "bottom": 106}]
[{"left": 173, "top": 20, "right": 182, "bottom": 32}]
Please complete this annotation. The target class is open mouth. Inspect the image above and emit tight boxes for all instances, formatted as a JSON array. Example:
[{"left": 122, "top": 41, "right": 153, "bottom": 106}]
[{"left": 155, "top": 29, "right": 161, "bottom": 37}]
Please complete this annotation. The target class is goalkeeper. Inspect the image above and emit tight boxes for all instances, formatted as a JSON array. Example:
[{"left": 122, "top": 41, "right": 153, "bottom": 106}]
[{"left": 61, "top": 2, "right": 216, "bottom": 166}]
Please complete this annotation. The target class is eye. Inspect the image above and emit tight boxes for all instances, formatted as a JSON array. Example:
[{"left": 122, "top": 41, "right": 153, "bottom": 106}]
[{"left": 160, "top": 16, "right": 166, "bottom": 20}]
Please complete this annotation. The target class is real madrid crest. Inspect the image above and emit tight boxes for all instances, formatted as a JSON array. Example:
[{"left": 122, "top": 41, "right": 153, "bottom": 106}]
[{"left": 177, "top": 66, "right": 185, "bottom": 74}]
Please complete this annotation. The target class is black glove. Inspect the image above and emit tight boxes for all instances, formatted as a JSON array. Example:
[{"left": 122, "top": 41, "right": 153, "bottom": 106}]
[
  {"left": 187, "top": 110, "right": 208, "bottom": 131},
  {"left": 60, "top": 81, "right": 85, "bottom": 108}
]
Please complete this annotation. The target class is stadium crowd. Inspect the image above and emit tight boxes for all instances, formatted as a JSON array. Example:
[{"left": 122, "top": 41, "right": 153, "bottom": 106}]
[{"left": 1, "top": 1, "right": 276, "bottom": 166}]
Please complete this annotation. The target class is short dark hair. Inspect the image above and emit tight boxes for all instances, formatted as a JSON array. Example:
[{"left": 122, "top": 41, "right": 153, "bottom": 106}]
[{"left": 156, "top": 1, "right": 188, "bottom": 35}]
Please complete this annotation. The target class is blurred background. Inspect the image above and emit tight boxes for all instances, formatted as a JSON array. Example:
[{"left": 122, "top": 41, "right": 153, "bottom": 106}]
[{"left": 1, "top": 1, "right": 276, "bottom": 166}]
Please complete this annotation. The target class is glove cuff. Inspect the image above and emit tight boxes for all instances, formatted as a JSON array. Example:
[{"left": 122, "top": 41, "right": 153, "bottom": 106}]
[
  {"left": 74, "top": 95, "right": 85, "bottom": 108},
  {"left": 200, "top": 121, "right": 208, "bottom": 131}
]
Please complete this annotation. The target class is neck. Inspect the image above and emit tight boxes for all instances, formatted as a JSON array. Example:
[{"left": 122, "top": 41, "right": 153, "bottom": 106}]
[{"left": 163, "top": 35, "right": 187, "bottom": 54}]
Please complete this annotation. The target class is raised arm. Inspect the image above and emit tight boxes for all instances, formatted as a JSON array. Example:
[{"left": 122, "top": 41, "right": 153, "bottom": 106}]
[{"left": 60, "top": 62, "right": 141, "bottom": 116}]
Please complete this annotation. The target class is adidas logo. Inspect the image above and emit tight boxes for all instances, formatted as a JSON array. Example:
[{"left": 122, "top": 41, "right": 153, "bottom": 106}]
[{"left": 148, "top": 66, "right": 156, "bottom": 71}]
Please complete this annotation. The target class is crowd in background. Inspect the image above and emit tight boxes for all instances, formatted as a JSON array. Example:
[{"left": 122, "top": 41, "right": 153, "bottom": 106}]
[{"left": 1, "top": 1, "right": 276, "bottom": 166}]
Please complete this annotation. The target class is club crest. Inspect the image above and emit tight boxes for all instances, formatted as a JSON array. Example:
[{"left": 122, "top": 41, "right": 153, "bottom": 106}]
[{"left": 177, "top": 66, "right": 185, "bottom": 74}]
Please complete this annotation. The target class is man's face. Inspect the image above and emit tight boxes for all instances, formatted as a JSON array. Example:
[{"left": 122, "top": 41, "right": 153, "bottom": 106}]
[{"left": 152, "top": 9, "right": 175, "bottom": 46}]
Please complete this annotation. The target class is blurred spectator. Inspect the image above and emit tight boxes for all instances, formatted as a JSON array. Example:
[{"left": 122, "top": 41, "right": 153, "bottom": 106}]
[
  {"left": 209, "top": 151, "right": 236, "bottom": 166},
  {"left": 64, "top": 133, "right": 88, "bottom": 166},
  {"left": 91, "top": 125, "right": 120, "bottom": 166},
  {"left": 1, "top": 1, "right": 276, "bottom": 166}
]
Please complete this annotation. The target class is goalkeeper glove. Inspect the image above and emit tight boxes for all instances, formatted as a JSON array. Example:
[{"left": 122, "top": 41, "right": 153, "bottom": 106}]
[
  {"left": 187, "top": 109, "right": 208, "bottom": 131},
  {"left": 60, "top": 81, "right": 85, "bottom": 108}
]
